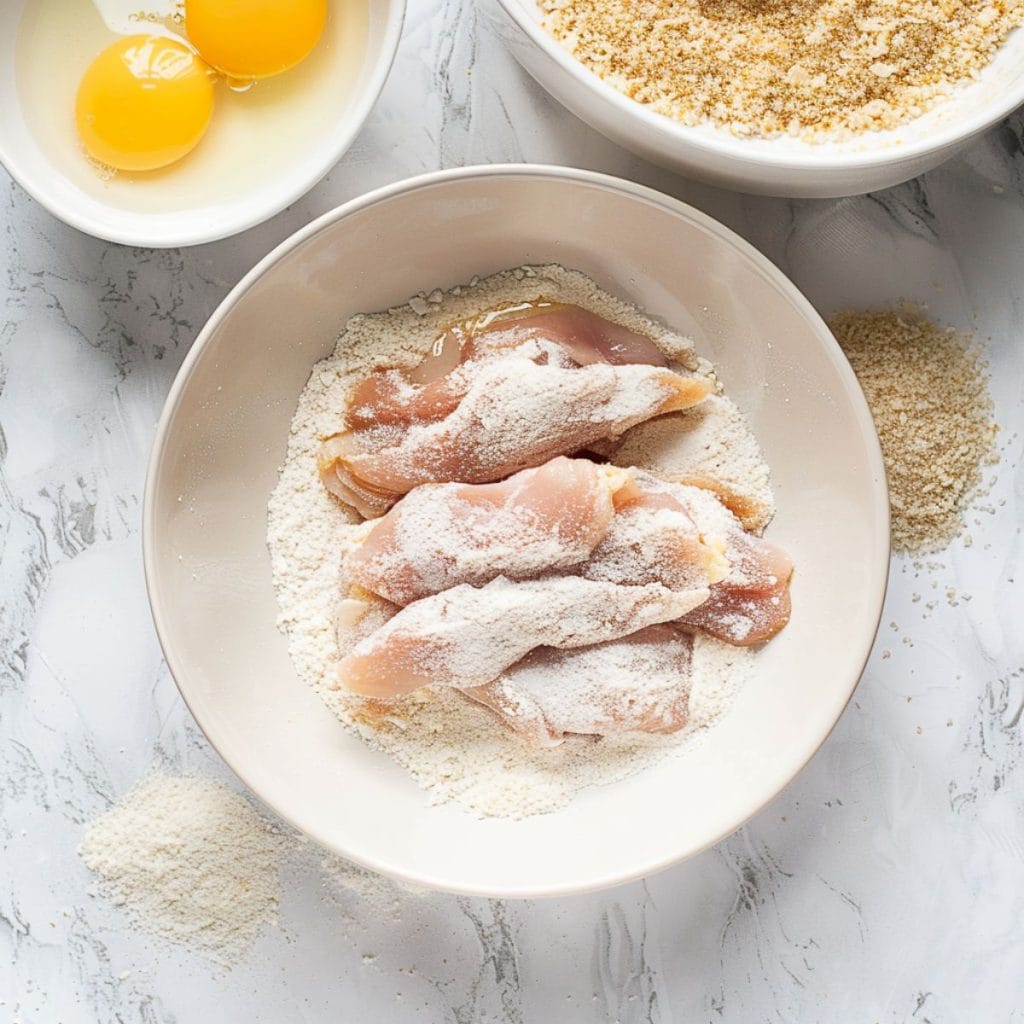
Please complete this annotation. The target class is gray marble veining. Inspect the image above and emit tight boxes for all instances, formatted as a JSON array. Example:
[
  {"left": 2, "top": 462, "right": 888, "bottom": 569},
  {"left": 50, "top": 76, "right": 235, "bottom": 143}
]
[{"left": 2, "top": 0, "right": 1023, "bottom": 1020}]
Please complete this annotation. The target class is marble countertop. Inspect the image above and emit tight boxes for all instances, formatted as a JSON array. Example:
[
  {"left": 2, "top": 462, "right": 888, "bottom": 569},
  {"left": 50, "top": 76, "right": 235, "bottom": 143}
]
[{"left": 3, "top": 1, "right": 1023, "bottom": 1020}]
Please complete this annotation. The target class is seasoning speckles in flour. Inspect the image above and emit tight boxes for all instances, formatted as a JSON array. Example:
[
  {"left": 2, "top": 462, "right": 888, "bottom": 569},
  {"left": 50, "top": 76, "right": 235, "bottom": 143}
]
[{"left": 267, "top": 264, "right": 769, "bottom": 818}]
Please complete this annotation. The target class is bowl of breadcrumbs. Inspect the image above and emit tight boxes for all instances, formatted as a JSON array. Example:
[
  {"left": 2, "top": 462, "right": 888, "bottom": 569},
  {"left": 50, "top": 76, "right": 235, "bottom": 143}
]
[{"left": 487, "top": 0, "right": 1024, "bottom": 196}]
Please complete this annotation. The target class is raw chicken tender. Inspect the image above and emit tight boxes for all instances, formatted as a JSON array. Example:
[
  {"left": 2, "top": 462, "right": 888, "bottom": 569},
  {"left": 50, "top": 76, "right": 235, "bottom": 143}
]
[
  {"left": 344, "top": 458, "right": 727, "bottom": 605},
  {"left": 463, "top": 626, "right": 693, "bottom": 747},
  {"left": 678, "top": 529, "right": 793, "bottom": 645},
  {"left": 583, "top": 475, "right": 730, "bottom": 591},
  {"left": 319, "top": 304, "right": 710, "bottom": 517},
  {"left": 448, "top": 302, "right": 673, "bottom": 369},
  {"left": 321, "top": 360, "right": 707, "bottom": 518},
  {"left": 335, "top": 576, "right": 710, "bottom": 698},
  {"left": 323, "top": 301, "right": 790, "bottom": 737},
  {"left": 344, "top": 301, "right": 672, "bottom": 432},
  {"left": 346, "top": 457, "right": 621, "bottom": 604},
  {"left": 632, "top": 474, "right": 793, "bottom": 645}
]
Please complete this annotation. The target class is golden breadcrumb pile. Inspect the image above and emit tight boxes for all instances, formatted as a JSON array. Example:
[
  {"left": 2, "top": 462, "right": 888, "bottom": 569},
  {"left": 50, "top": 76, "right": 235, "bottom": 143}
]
[
  {"left": 829, "top": 309, "right": 998, "bottom": 553},
  {"left": 540, "top": 0, "right": 1023, "bottom": 138}
]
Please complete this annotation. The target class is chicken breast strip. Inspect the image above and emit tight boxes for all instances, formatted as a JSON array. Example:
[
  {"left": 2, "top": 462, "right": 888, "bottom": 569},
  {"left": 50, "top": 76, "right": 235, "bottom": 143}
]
[
  {"left": 462, "top": 625, "right": 693, "bottom": 747},
  {"left": 335, "top": 576, "right": 709, "bottom": 698},
  {"left": 320, "top": 356, "right": 710, "bottom": 518},
  {"left": 346, "top": 457, "right": 623, "bottom": 605},
  {"left": 343, "top": 301, "right": 673, "bottom": 433},
  {"left": 626, "top": 473, "right": 794, "bottom": 645},
  {"left": 345, "top": 458, "right": 726, "bottom": 603}
]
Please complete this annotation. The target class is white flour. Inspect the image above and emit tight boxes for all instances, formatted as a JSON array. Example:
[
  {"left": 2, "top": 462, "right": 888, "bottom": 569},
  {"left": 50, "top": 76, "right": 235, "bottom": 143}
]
[
  {"left": 80, "top": 775, "right": 429, "bottom": 961},
  {"left": 79, "top": 776, "right": 287, "bottom": 966},
  {"left": 318, "top": 850, "right": 429, "bottom": 910},
  {"left": 267, "top": 265, "right": 767, "bottom": 818}
]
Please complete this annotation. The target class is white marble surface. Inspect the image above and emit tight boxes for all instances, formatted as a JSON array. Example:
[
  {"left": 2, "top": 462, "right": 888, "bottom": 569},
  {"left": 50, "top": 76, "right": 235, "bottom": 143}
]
[{"left": 3, "top": 1, "right": 1024, "bottom": 1020}]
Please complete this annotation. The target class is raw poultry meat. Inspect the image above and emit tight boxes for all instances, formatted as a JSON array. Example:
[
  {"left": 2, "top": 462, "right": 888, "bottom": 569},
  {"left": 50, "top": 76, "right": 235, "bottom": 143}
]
[
  {"left": 319, "top": 303, "right": 710, "bottom": 517},
  {"left": 463, "top": 626, "right": 693, "bottom": 747},
  {"left": 343, "top": 301, "right": 672, "bottom": 432},
  {"left": 626, "top": 473, "right": 794, "bottom": 645},
  {"left": 345, "top": 457, "right": 621, "bottom": 604},
  {"left": 341, "top": 458, "right": 790, "bottom": 646},
  {"left": 321, "top": 299, "right": 792, "bottom": 742},
  {"left": 677, "top": 527, "right": 793, "bottom": 645},
  {"left": 591, "top": 394, "right": 776, "bottom": 532},
  {"left": 444, "top": 301, "right": 673, "bottom": 370},
  {"left": 320, "top": 360, "right": 708, "bottom": 518},
  {"left": 582, "top": 473, "right": 729, "bottom": 592},
  {"left": 344, "top": 458, "right": 728, "bottom": 605},
  {"left": 335, "top": 576, "right": 710, "bottom": 699},
  {"left": 332, "top": 466, "right": 791, "bottom": 738}
]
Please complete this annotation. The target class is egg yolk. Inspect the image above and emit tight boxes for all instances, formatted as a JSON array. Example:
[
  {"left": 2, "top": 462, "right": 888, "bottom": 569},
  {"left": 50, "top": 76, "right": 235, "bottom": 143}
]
[
  {"left": 184, "top": 0, "right": 328, "bottom": 80},
  {"left": 75, "top": 36, "right": 215, "bottom": 173}
]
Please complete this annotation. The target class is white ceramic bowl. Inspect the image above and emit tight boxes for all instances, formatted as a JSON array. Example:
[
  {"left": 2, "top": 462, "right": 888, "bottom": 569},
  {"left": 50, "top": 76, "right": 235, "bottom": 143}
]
[
  {"left": 487, "top": 0, "right": 1024, "bottom": 197},
  {"left": 144, "top": 165, "right": 889, "bottom": 897},
  {"left": 0, "top": 1, "right": 404, "bottom": 247}
]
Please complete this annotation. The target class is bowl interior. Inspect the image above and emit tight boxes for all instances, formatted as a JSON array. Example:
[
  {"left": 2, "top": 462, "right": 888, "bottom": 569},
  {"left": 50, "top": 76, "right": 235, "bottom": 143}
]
[
  {"left": 145, "top": 168, "right": 889, "bottom": 897},
  {"left": 501, "top": 0, "right": 1024, "bottom": 168},
  {"left": 0, "top": 0, "right": 402, "bottom": 247}
]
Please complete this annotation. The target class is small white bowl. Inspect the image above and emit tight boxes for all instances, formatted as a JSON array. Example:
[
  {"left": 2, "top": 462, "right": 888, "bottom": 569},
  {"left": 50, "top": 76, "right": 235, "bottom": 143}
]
[
  {"left": 144, "top": 165, "right": 889, "bottom": 897},
  {"left": 0, "top": 1, "right": 404, "bottom": 248},
  {"left": 487, "top": 0, "right": 1024, "bottom": 197}
]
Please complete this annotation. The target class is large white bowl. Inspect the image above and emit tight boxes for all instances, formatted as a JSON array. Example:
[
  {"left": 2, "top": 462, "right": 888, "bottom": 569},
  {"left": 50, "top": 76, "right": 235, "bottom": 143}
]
[
  {"left": 487, "top": 0, "right": 1024, "bottom": 197},
  {"left": 0, "top": 0, "right": 404, "bottom": 247},
  {"left": 144, "top": 165, "right": 889, "bottom": 897}
]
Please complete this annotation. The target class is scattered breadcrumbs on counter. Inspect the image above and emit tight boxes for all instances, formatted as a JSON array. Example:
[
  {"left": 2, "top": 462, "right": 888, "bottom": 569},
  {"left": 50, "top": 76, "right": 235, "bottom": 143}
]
[
  {"left": 829, "top": 308, "right": 998, "bottom": 554},
  {"left": 539, "top": 0, "right": 1024, "bottom": 138}
]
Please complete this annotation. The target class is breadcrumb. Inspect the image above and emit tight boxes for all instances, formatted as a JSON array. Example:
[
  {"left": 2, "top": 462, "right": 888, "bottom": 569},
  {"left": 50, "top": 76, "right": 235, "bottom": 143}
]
[
  {"left": 829, "top": 308, "right": 998, "bottom": 554},
  {"left": 540, "top": 0, "right": 1024, "bottom": 139}
]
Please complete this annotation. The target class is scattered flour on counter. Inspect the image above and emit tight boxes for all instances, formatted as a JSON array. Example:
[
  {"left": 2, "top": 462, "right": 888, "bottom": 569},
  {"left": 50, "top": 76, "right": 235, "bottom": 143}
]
[
  {"left": 319, "top": 851, "right": 430, "bottom": 910},
  {"left": 80, "top": 775, "right": 431, "bottom": 961},
  {"left": 79, "top": 776, "right": 287, "bottom": 966},
  {"left": 267, "top": 264, "right": 767, "bottom": 819}
]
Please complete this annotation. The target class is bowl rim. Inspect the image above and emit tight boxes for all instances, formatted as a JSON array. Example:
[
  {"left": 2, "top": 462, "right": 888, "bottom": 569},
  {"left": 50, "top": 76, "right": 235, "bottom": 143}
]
[
  {"left": 143, "top": 163, "right": 891, "bottom": 897},
  {"left": 0, "top": 0, "right": 406, "bottom": 249},
  {"left": 494, "top": 0, "right": 1024, "bottom": 172}
]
